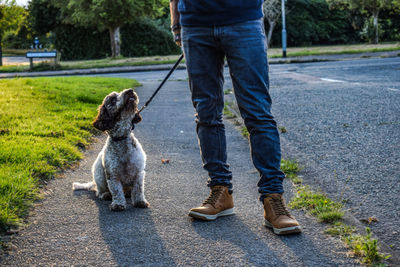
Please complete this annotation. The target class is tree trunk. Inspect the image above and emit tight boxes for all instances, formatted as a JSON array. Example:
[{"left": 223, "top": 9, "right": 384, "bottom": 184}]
[
  {"left": 372, "top": 12, "right": 379, "bottom": 44},
  {"left": 267, "top": 20, "right": 276, "bottom": 48},
  {"left": 0, "top": 44, "right": 2, "bottom": 66},
  {"left": 109, "top": 27, "right": 121, "bottom": 58}
]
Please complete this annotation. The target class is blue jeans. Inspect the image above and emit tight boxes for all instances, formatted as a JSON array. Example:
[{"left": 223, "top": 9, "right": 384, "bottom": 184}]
[{"left": 181, "top": 19, "right": 285, "bottom": 200}]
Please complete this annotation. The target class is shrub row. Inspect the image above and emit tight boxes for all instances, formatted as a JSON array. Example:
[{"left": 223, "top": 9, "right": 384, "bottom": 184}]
[{"left": 54, "top": 19, "right": 180, "bottom": 60}]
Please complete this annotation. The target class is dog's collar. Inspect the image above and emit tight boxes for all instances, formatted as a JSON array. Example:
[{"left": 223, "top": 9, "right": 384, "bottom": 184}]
[{"left": 111, "top": 135, "right": 129, "bottom": 141}]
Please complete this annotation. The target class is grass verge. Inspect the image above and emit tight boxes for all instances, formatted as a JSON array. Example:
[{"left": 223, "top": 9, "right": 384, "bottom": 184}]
[
  {"left": 0, "top": 55, "right": 183, "bottom": 73},
  {"left": 267, "top": 42, "right": 400, "bottom": 58},
  {"left": 282, "top": 159, "right": 390, "bottom": 265},
  {"left": 0, "top": 77, "right": 138, "bottom": 231}
]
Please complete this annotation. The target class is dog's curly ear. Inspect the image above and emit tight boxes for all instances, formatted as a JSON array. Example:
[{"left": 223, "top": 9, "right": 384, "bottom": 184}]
[
  {"left": 93, "top": 102, "right": 116, "bottom": 131},
  {"left": 132, "top": 113, "right": 142, "bottom": 124}
]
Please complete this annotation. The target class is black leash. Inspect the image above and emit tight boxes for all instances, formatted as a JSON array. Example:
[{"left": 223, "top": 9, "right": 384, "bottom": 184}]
[{"left": 138, "top": 54, "right": 184, "bottom": 114}]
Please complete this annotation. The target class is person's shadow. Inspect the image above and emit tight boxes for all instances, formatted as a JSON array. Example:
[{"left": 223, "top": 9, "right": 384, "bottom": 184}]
[{"left": 190, "top": 213, "right": 342, "bottom": 266}]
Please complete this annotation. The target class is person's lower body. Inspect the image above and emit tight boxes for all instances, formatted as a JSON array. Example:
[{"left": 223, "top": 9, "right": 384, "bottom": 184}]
[{"left": 182, "top": 19, "right": 300, "bottom": 234}]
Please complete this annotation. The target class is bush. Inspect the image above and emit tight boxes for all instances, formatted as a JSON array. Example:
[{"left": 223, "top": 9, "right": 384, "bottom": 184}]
[
  {"left": 268, "top": 0, "right": 360, "bottom": 47},
  {"left": 53, "top": 24, "right": 111, "bottom": 60},
  {"left": 121, "top": 19, "right": 180, "bottom": 57},
  {"left": 52, "top": 19, "right": 180, "bottom": 60},
  {"left": 2, "top": 25, "right": 35, "bottom": 49}
]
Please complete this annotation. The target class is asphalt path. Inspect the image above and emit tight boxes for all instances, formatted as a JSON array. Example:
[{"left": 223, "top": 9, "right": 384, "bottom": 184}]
[
  {"left": 1, "top": 64, "right": 365, "bottom": 265},
  {"left": 94, "top": 57, "right": 400, "bottom": 258}
]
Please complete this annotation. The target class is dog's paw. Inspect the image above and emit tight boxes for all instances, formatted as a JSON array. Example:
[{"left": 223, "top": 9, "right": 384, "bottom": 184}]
[
  {"left": 109, "top": 202, "right": 127, "bottom": 211},
  {"left": 133, "top": 201, "right": 150, "bottom": 208}
]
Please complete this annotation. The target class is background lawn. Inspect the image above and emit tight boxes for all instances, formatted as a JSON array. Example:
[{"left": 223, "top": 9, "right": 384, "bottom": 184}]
[{"left": 0, "top": 77, "right": 139, "bottom": 231}]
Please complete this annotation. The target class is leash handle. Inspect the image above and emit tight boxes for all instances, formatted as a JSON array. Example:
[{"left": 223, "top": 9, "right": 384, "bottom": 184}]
[{"left": 138, "top": 54, "right": 185, "bottom": 114}]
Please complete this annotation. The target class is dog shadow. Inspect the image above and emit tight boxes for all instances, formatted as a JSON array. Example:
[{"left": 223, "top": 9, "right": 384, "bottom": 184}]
[{"left": 82, "top": 191, "right": 177, "bottom": 267}]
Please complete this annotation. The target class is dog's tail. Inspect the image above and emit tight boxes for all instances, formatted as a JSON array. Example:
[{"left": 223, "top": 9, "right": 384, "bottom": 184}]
[{"left": 72, "top": 181, "right": 96, "bottom": 191}]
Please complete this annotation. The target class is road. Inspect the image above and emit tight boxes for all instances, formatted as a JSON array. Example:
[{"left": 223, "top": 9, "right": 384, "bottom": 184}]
[
  {"left": 269, "top": 57, "right": 400, "bottom": 256},
  {"left": 2, "top": 56, "right": 48, "bottom": 66},
  {"left": 1, "top": 57, "right": 398, "bottom": 266},
  {"left": 97, "top": 57, "right": 400, "bottom": 256}
]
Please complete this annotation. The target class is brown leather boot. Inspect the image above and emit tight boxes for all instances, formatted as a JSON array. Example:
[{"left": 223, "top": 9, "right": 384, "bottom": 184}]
[
  {"left": 189, "top": 185, "right": 234, "bottom": 221},
  {"left": 263, "top": 193, "right": 301, "bottom": 235}
]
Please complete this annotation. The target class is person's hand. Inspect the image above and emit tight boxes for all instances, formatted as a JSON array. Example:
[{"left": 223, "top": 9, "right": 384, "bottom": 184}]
[{"left": 171, "top": 23, "right": 181, "bottom": 47}]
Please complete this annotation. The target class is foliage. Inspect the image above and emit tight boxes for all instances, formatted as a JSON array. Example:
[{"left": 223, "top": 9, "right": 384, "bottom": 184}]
[
  {"left": 0, "top": 0, "right": 28, "bottom": 37},
  {"left": 28, "top": 0, "right": 60, "bottom": 36},
  {"left": 0, "top": 77, "right": 138, "bottom": 231},
  {"left": 52, "top": 18, "right": 179, "bottom": 60},
  {"left": 53, "top": 0, "right": 169, "bottom": 57},
  {"left": 120, "top": 19, "right": 180, "bottom": 57},
  {"left": 269, "top": 0, "right": 361, "bottom": 47},
  {"left": 53, "top": 24, "right": 111, "bottom": 60},
  {"left": 327, "top": 0, "right": 396, "bottom": 43},
  {"left": 280, "top": 159, "right": 303, "bottom": 184}
]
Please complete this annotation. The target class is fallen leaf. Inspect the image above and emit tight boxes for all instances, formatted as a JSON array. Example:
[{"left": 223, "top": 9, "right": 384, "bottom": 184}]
[{"left": 368, "top": 217, "right": 379, "bottom": 223}]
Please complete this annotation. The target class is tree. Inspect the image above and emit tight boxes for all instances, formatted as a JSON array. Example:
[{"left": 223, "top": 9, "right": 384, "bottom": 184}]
[
  {"left": 1, "top": 0, "right": 27, "bottom": 65},
  {"left": 54, "top": 0, "right": 168, "bottom": 58},
  {"left": 28, "top": 0, "right": 61, "bottom": 36},
  {"left": 263, "top": 0, "right": 281, "bottom": 47},
  {"left": 328, "top": 0, "right": 394, "bottom": 44}
]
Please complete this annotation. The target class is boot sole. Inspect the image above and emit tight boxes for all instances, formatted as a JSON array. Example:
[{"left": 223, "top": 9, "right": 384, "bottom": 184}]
[
  {"left": 189, "top": 208, "right": 235, "bottom": 221},
  {"left": 264, "top": 219, "right": 302, "bottom": 235}
]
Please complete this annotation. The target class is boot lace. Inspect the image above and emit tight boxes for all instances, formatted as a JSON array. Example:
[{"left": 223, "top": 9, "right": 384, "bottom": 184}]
[
  {"left": 203, "top": 187, "right": 223, "bottom": 207},
  {"left": 269, "top": 195, "right": 292, "bottom": 218}
]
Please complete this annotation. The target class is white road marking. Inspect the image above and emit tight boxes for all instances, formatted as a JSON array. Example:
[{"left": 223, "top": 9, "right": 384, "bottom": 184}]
[{"left": 320, "top": 78, "right": 346, "bottom": 83}]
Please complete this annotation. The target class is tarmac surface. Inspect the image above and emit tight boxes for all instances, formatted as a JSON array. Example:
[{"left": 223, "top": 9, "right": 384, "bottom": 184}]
[
  {"left": 97, "top": 57, "right": 400, "bottom": 260},
  {"left": 1, "top": 55, "right": 399, "bottom": 266},
  {"left": 1, "top": 78, "right": 361, "bottom": 266}
]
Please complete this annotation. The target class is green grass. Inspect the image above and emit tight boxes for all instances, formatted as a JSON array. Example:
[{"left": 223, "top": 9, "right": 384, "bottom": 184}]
[
  {"left": 280, "top": 159, "right": 343, "bottom": 223},
  {"left": 289, "top": 185, "right": 344, "bottom": 223},
  {"left": 268, "top": 42, "right": 400, "bottom": 58},
  {"left": 241, "top": 127, "right": 249, "bottom": 138},
  {"left": 326, "top": 223, "right": 391, "bottom": 265},
  {"left": 280, "top": 159, "right": 302, "bottom": 184},
  {"left": 278, "top": 126, "right": 287, "bottom": 133},
  {"left": 223, "top": 103, "right": 236, "bottom": 119},
  {"left": 0, "top": 55, "right": 183, "bottom": 73},
  {"left": 0, "top": 77, "right": 138, "bottom": 231}
]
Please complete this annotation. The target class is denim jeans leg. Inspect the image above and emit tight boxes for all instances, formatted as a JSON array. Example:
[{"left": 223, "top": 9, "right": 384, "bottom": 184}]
[
  {"left": 220, "top": 20, "right": 285, "bottom": 199},
  {"left": 181, "top": 26, "right": 233, "bottom": 190}
]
